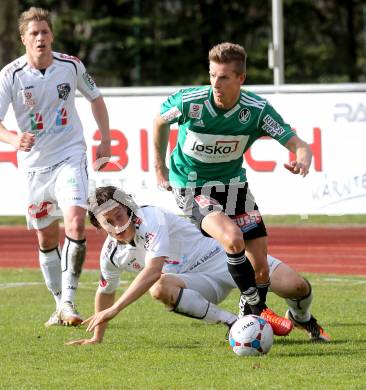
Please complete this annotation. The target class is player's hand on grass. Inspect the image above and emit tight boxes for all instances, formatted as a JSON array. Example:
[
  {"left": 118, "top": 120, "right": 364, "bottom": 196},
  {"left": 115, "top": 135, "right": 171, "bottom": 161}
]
[
  {"left": 82, "top": 307, "right": 118, "bottom": 332},
  {"left": 66, "top": 337, "right": 101, "bottom": 346}
]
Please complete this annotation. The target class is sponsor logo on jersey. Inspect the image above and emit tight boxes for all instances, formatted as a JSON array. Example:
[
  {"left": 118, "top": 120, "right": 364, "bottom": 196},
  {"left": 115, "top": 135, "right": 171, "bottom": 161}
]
[
  {"left": 130, "top": 260, "right": 143, "bottom": 270},
  {"left": 30, "top": 113, "right": 43, "bottom": 130},
  {"left": 28, "top": 201, "right": 53, "bottom": 219},
  {"left": 183, "top": 130, "right": 250, "bottom": 163},
  {"left": 60, "top": 53, "right": 81, "bottom": 63},
  {"left": 238, "top": 108, "right": 251, "bottom": 124},
  {"left": 57, "top": 83, "right": 71, "bottom": 100},
  {"left": 188, "top": 246, "right": 221, "bottom": 271},
  {"left": 262, "top": 114, "right": 285, "bottom": 137},
  {"left": 82, "top": 72, "right": 96, "bottom": 90},
  {"left": 35, "top": 125, "right": 73, "bottom": 137},
  {"left": 190, "top": 140, "right": 240, "bottom": 155},
  {"left": 55, "top": 108, "right": 67, "bottom": 126},
  {"left": 22, "top": 90, "right": 35, "bottom": 107},
  {"left": 231, "top": 210, "right": 262, "bottom": 233},
  {"left": 161, "top": 106, "right": 182, "bottom": 122},
  {"left": 188, "top": 103, "right": 203, "bottom": 119}
]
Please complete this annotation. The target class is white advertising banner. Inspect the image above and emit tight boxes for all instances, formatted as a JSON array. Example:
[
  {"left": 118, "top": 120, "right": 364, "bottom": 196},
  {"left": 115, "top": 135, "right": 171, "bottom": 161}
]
[{"left": 0, "top": 89, "right": 365, "bottom": 215}]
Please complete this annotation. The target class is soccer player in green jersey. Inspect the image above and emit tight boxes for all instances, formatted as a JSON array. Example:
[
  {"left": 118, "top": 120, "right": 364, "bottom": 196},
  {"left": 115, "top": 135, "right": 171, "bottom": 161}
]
[{"left": 153, "top": 42, "right": 312, "bottom": 336}]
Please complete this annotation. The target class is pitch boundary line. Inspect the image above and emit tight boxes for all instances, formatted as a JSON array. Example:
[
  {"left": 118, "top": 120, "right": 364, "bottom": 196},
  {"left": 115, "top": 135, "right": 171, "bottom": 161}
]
[{"left": 0, "top": 280, "right": 129, "bottom": 289}]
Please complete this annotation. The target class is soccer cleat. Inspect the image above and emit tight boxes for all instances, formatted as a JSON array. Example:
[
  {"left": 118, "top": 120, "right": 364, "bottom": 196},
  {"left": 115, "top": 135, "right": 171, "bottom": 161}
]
[
  {"left": 238, "top": 294, "right": 252, "bottom": 318},
  {"left": 285, "top": 310, "right": 331, "bottom": 342},
  {"left": 44, "top": 311, "right": 62, "bottom": 328},
  {"left": 59, "top": 301, "right": 83, "bottom": 326},
  {"left": 225, "top": 318, "right": 238, "bottom": 340},
  {"left": 260, "top": 308, "right": 293, "bottom": 336}
]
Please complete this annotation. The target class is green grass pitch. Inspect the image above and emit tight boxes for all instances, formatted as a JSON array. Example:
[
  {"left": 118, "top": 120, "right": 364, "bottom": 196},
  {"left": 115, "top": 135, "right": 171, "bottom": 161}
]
[{"left": 0, "top": 269, "right": 365, "bottom": 389}]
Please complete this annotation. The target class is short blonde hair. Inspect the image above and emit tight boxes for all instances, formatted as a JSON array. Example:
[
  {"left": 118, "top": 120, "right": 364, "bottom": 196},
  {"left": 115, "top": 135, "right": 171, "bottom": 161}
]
[
  {"left": 18, "top": 7, "right": 53, "bottom": 36},
  {"left": 208, "top": 42, "right": 247, "bottom": 74}
]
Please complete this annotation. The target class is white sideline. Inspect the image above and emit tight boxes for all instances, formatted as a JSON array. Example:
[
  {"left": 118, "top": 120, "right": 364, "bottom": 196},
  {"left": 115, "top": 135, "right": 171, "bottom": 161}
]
[
  {"left": 1, "top": 279, "right": 365, "bottom": 290},
  {"left": 0, "top": 280, "right": 129, "bottom": 289}
]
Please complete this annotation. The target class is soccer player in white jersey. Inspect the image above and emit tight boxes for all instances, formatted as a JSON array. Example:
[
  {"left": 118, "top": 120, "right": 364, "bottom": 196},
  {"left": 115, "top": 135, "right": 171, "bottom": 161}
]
[
  {"left": 0, "top": 7, "right": 111, "bottom": 327},
  {"left": 153, "top": 42, "right": 313, "bottom": 336},
  {"left": 66, "top": 186, "right": 330, "bottom": 346}
]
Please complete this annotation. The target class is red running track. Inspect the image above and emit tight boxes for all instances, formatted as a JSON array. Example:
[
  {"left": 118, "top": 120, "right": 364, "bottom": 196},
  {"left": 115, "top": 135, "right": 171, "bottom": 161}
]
[{"left": 0, "top": 226, "right": 365, "bottom": 275}]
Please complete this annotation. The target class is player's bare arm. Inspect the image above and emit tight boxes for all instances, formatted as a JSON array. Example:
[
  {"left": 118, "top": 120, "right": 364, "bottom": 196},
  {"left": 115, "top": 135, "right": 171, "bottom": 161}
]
[
  {"left": 66, "top": 291, "right": 115, "bottom": 346},
  {"left": 284, "top": 135, "right": 312, "bottom": 177},
  {"left": 153, "top": 114, "right": 172, "bottom": 190},
  {"left": 91, "top": 95, "right": 111, "bottom": 170},
  {"left": 84, "top": 256, "right": 165, "bottom": 332},
  {"left": 0, "top": 121, "right": 35, "bottom": 152}
]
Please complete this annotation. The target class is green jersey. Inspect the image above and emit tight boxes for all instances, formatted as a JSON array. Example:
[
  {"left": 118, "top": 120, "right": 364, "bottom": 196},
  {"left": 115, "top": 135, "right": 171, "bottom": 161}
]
[{"left": 160, "top": 86, "right": 295, "bottom": 188}]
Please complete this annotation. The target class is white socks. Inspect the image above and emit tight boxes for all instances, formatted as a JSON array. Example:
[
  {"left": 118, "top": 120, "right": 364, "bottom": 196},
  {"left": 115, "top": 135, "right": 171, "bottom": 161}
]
[
  {"left": 173, "top": 288, "right": 237, "bottom": 326},
  {"left": 61, "top": 236, "right": 86, "bottom": 304},
  {"left": 285, "top": 280, "right": 313, "bottom": 322},
  {"left": 39, "top": 246, "right": 62, "bottom": 309}
]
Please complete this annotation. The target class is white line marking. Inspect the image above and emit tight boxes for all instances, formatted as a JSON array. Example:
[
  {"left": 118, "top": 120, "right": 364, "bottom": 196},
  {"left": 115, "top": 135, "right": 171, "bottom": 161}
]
[{"left": 0, "top": 280, "right": 129, "bottom": 289}]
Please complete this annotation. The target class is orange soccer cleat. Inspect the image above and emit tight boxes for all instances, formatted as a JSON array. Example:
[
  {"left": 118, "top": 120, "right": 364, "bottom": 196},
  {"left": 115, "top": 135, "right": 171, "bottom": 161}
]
[{"left": 260, "top": 307, "right": 294, "bottom": 336}]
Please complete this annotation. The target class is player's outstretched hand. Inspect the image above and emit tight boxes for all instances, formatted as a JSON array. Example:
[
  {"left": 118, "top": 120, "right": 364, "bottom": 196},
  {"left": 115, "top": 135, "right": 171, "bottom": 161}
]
[
  {"left": 82, "top": 307, "right": 117, "bottom": 332},
  {"left": 284, "top": 160, "right": 309, "bottom": 177},
  {"left": 155, "top": 164, "right": 172, "bottom": 191},
  {"left": 66, "top": 337, "right": 101, "bottom": 346},
  {"left": 93, "top": 141, "right": 111, "bottom": 170}
]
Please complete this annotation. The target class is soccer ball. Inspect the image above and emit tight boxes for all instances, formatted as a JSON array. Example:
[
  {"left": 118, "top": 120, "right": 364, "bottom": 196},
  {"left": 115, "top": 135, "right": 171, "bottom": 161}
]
[{"left": 228, "top": 315, "right": 274, "bottom": 356}]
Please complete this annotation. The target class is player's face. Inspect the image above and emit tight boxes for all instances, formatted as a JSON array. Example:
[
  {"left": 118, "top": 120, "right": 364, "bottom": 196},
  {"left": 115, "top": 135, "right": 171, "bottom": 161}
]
[
  {"left": 21, "top": 21, "right": 53, "bottom": 62},
  {"left": 98, "top": 205, "right": 135, "bottom": 244},
  {"left": 209, "top": 61, "right": 245, "bottom": 109}
]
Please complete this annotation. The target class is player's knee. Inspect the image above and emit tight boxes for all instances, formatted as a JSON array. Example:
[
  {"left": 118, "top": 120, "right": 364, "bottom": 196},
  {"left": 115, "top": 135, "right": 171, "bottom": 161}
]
[
  {"left": 221, "top": 231, "right": 244, "bottom": 253},
  {"left": 65, "top": 217, "right": 85, "bottom": 239},
  {"left": 149, "top": 279, "right": 167, "bottom": 302},
  {"left": 255, "top": 268, "right": 269, "bottom": 283},
  {"left": 253, "top": 260, "right": 269, "bottom": 282},
  {"left": 296, "top": 278, "right": 311, "bottom": 296},
  {"left": 38, "top": 238, "right": 57, "bottom": 250},
  {"left": 38, "top": 235, "right": 58, "bottom": 250}
]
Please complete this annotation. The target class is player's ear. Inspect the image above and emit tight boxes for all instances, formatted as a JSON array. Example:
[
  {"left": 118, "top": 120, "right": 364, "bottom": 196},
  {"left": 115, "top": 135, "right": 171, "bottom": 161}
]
[{"left": 240, "top": 73, "right": 246, "bottom": 84}]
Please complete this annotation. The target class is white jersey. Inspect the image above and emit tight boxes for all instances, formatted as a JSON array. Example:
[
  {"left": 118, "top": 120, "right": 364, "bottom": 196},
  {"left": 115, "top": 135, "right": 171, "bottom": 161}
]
[
  {"left": 98, "top": 208, "right": 282, "bottom": 304},
  {"left": 102, "top": 206, "right": 222, "bottom": 275},
  {"left": 0, "top": 52, "right": 100, "bottom": 169}
]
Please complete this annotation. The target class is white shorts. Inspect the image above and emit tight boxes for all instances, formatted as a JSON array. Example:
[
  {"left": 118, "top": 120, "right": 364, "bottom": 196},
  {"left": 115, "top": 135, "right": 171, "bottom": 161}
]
[
  {"left": 168, "top": 254, "right": 282, "bottom": 305},
  {"left": 98, "top": 241, "right": 282, "bottom": 304},
  {"left": 25, "top": 154, "right": 88, "bottom": 230}
]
